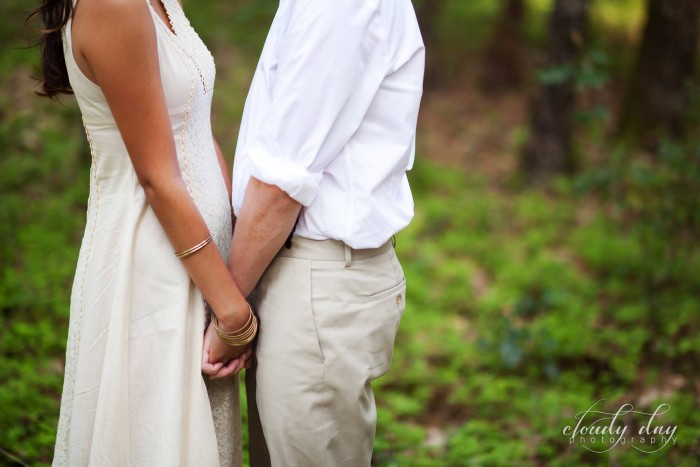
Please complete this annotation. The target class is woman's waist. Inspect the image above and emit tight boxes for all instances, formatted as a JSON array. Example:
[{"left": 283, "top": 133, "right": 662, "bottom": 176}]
[
  {"left": 81, "top": 188, "right": 230, "bottom": 256},
  {"left": 85, "top": 141, "right": 222, "bottom": 184},
  {"left": 87, "top": 166, "right": 231, "bottom": 224}
]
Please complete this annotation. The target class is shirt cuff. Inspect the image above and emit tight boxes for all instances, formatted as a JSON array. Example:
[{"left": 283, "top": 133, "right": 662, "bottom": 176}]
[{"left": 245, "top": 146, "right": 323, "bottom": 206}]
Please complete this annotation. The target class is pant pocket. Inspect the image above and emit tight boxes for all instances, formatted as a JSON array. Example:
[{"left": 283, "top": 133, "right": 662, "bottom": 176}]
[{"left": 367, "top": 279, "right": 406, "bottom": 380}]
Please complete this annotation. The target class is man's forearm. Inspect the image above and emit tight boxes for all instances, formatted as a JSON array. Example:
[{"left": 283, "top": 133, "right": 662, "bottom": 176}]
[{"left": 228, "top": 177, "right": 302, "bottom": 297}]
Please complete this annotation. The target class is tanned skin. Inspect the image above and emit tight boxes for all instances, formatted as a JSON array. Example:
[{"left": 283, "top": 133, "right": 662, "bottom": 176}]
[{"left": 70, "top": 0, "right": 251, "bottom": 376}]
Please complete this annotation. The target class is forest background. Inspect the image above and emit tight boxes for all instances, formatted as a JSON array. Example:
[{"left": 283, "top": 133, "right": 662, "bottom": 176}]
[{"left": 1, "top": 0, "right": 699, "bottom": 465}]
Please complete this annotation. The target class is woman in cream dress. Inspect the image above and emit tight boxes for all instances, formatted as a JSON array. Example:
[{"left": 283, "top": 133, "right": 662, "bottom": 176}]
[{"left": 29, "top": 0, "right": 253, "bottom": 464}]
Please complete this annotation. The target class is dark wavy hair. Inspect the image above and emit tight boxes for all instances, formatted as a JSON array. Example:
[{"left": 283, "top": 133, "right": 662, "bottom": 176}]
[{"left": 26, "top": 0, "right": 74, "bottom": 98}]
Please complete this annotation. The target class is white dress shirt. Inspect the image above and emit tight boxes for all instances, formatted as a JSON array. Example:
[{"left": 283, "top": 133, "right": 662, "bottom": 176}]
[{"left": 232, "top": 0, "right": 425, "bottom": 249}]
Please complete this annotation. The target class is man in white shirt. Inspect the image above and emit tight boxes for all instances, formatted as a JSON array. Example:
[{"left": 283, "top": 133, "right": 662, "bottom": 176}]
[{"left": 226, "top": 0, "right": 424, "bottom": 465}]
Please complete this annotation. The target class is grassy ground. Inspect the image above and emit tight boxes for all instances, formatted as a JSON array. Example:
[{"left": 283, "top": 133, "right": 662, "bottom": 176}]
[{"left": 1, "top": 0, "right": 699, "bottom": 465}]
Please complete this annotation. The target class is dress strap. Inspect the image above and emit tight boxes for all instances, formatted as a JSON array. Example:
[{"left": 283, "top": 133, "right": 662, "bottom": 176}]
[{"left": 62, "top": 4, "right": 101, "bottom": 91}]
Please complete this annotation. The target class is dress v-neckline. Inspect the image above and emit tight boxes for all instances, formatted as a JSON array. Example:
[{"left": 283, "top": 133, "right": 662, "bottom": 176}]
[{"left": 147, "top": 0, "right": 212, "bottom": 95}]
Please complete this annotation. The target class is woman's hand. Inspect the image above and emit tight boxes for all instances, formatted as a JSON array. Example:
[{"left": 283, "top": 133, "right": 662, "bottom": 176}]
[{"left": 201, "top": 320, "right": 253, "bottom": 379}]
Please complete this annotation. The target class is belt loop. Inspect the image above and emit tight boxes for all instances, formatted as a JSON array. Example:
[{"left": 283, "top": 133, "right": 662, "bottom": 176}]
[{"left": 344, "top": 243, "right": 352, "bottom": 268}]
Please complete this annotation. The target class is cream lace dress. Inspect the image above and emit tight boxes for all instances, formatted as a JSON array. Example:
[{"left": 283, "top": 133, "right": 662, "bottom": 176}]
[{"left": 52, "top": 0, "right": 241, "bottom": 465}]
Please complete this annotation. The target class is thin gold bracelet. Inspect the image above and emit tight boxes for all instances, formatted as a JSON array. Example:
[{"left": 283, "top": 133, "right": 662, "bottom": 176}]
[
  {"left": 212, "top": 304, "right": 258, "bottom": 347},
  {"left": 213, "top": 306, "right": 256, "bottom": 341},
  {"left": 215, "top": 308, "right": 253, "bottom": 337},
  {"left": 175, "top": 235, "right": 213, "bottom": 259},
  {"left": 218, "top": 316, "right": 258, "bottom": 347},
  {"left": 214, "top": 315, "right": 257, "bottom": 347}
]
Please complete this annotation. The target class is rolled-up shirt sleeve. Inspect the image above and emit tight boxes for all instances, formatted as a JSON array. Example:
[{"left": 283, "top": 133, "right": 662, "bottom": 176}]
[{"left": 246, "top": 0, "right": 387, "bottom": 206}]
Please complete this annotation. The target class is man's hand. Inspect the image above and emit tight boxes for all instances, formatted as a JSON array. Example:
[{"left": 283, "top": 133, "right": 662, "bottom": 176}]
[{"left": 201, "top": 321, "right": 253, "bottom": 379}]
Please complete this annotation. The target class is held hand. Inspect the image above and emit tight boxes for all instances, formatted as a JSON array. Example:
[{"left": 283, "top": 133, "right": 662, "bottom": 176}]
[{"left": 201, "top": 321, "right": 250, "bottom": 378}]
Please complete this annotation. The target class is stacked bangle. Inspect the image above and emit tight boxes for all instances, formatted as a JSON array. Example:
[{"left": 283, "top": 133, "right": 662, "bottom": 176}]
[
  {"left": 212, "top": 303, "right": 258, "bottom": 347},
  {"left": 175, "top": 235, "right": 213, "bottom": 259}
]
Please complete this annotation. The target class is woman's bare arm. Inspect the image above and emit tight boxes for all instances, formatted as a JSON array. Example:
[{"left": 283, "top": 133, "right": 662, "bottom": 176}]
[{"left": 72, "top": 0, "right": 249, "bottom": 348}]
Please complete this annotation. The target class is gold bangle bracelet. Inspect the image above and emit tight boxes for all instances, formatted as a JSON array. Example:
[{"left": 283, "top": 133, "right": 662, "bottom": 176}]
[
  {"left": 214, "top": 312, "right": 256, "bottom": 342},
  {"left": 217, "top": 317, "right": 258, "bottom": 347},
  {"left": 217, "top": 308, "right": 253, "bottom": 336},
  {"left": 175, "top": 235, "right": 213, "bottom": 259},
  {"left": 212, "top": 304, "right": 258, "bottom": 347},
  {"left": 214, "top": 315, "right": 257, "bottom": 347},
  {"left": 213, "top": 303, "right": 253, "bottom": 333}
]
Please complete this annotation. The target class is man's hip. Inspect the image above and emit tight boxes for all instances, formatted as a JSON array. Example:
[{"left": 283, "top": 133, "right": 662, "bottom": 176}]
[{"left": 249, "top": 235, "right": 406, "bottom": 466}]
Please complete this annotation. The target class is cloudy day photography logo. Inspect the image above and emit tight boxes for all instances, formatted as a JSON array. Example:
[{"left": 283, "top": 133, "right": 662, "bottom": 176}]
[{"left": 563, "top": 399, "right": 679, "bottom": 454}]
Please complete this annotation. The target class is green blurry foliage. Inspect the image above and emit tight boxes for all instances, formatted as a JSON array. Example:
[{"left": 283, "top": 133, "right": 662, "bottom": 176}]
[
  {"left": 0, "top": 101, "right": 88, "bottom": 464},
  {"left": 376, "top": 160, "right": 699, "bottom": 465}
]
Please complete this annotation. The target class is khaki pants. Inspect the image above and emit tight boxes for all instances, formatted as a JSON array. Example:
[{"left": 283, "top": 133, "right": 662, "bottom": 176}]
[{"left": 246, "top": 237, "right": 406, "bottom": 467}]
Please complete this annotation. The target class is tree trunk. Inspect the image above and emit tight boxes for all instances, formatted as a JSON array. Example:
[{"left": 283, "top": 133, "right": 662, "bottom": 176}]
[
  {"left": 521, "top": 0, "right": 589, "bottom": 182},
  {"left": 479, "top": 0, "right": 526, "bottom": 94},
  {"left": 619, "top": 0, "right": 700, "bottom": 146},
  {"left": 413, "top": 0, "right": 445, "bottom": 89}
]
